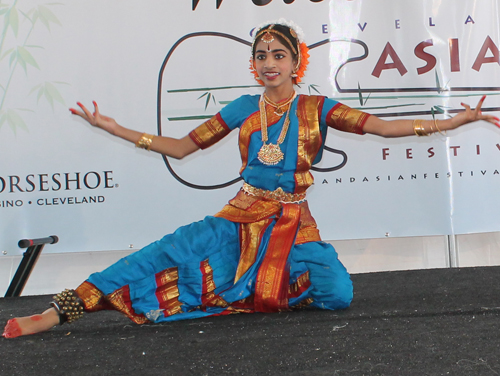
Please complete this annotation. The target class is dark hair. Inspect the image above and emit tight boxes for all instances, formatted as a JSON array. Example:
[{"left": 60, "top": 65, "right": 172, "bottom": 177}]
[{"left": 251, "top": 24, "right": 299, "bottom": 61}]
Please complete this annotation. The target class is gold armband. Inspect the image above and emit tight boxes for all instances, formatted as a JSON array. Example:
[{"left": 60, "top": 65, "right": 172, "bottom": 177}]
[
  {"left": 413, "top": 119, "right": 428, "bottom": 137},
  {"left": 135, "top": 133, "right": 155, "bottom": 150}
]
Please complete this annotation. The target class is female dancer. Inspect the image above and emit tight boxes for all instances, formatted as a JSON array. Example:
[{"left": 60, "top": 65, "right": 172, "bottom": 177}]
[{"left": 3, "top": 20, "right": 499, "bottom": 338}]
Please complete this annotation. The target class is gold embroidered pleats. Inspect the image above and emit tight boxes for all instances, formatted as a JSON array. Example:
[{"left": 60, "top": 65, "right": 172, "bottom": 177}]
[
  {"left": 76, "top": 280, "right": 149, "bottom": 324},
  {"left": 235, "top": 219, "right": 273, "bottom": 282},
  {"left": 200, "top": 260, "right": 229, "bottom": 308},
  {"left": 254, "top": 203, "right": 301, "bottom": 312},
  {"left": 289, "top": 271, "right": 312, "bottom": 299},
  {"left": 215, "top": 189, "right": 319, "bottom": 312},
  {"left": 155, "top": 267, "right": 182, "bottom": 316},
  {"left": 107, "top": 286, "right": 149, "bottom": 324},
  {"left": 75, "top": 268, "right": 184, "bottom": 324}
]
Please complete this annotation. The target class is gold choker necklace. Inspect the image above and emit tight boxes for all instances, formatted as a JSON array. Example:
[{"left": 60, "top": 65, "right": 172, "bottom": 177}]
[
  {"left": 263, "top": 91, "right": 296, "bottom": 116},
  {"left": 257, "top": 92, "right": 296, "bottom": 165}
]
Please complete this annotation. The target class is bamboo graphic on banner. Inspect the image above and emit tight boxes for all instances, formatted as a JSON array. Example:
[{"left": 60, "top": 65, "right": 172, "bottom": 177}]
[{"left": 0, "top": 1, "right": 67, "bottom": 133}]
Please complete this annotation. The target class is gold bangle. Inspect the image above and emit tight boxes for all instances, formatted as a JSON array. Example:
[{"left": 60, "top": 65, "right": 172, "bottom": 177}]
[
  {"left": 429, "top": 120, "right": 435, "bottom": 134},
  {"left": 135, "top": 133, "right": 154, "bottom": 150},
  {"left": 434, "top": 119, "right": 446, "bottom": 135},
  {"left": 413, "top": 119, "right": 428, "bottom": 137}
]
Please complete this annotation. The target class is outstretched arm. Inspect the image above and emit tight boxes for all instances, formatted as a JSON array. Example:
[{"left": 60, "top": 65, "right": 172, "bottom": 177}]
[
  {"left": 363, "top": 96, "right": 500, "bottom": 138},
  {"left": 70, "top": 101, "right": 199, "bottom": 159}
]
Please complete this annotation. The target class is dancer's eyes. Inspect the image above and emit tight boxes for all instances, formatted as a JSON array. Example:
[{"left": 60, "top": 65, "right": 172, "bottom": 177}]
[{"left": 255, "top": 52, "right": 288, "bottom": 61}]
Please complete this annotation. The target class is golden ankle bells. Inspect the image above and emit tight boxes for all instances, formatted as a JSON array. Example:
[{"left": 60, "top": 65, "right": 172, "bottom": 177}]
[{"left": 50, "top": 289, "right": 84, "bottom": 324}]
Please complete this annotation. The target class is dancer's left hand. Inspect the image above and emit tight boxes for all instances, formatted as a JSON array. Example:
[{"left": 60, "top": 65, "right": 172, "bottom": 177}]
[{"left": 450, "top": 95, "right": 500, "bottom": 129}]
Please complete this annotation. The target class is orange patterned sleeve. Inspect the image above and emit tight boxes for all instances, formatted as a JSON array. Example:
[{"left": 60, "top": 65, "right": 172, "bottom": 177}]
[
  {"left": 326, "top": 103, "right": 371, "bottom": 135},
  {"left": 188, "top": 113, "right": 232, "bottom": 150}
]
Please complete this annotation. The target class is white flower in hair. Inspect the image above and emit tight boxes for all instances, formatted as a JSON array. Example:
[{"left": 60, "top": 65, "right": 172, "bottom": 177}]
[{"left": 254, "top": 18, "right": 305, "bottom": 43}]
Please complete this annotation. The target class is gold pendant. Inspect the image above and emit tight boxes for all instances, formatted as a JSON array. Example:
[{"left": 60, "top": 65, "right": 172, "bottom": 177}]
[
  {"left": 274, "top": 107, "right": 285, "bottom": 116},
  {"left": 258, "top": 143, "right": 284, "bottom": 165}
]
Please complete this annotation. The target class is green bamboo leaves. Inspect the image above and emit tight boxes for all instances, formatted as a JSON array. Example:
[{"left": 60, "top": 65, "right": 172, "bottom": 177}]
[
  {"left": 29, "top": 81, "right": 68, "bottom": 109},
  {"left": 308, "top": 84, "right": 321, "bottom": 95},
  {"left": 357, "top": 82, "right": 371, "bottom": 106},
  {"left": 434, "top": 69, "right": 450, "bottom": 94},
  {"left": 26, "top": 4, "right": 62, "bottom": 31},
  {"left": 0, "top": 1, "right": 65, "bottom": 133},
  {"left": 431, "top": 104, "right": 452, "bottom": 119},
  {"left": 198, "top": 91, "right": 217, "bottom": 110},
  {"left": 0, "top": 4, "right": 19, "bottom": 39},
  {"left": 0, "top": 108, "right": 31, "bottom": 133},
  {"left": 9, "top": 46, "right": 40, "bottom": 73}
]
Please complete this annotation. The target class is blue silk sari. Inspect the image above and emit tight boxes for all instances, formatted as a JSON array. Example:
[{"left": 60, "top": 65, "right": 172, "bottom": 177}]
[{"left": 77, "top": 95, "right": 369, "bottom": 324}]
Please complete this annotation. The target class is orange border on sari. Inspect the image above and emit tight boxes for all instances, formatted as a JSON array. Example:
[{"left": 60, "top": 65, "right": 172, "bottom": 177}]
[
  {"left": 254, "top": 203, "right": 301, "bottom": 312},
  {"left": 294, "top": 95, "right": 324, "bottom": 194},
  {"left": 327, "top": 103, "right": 371, "bottom": 135},
  {"left": 235, "top": 219, "right": 273, "bottom": 282},
  {"left": 76, "top": 281, "right": 108, "bottom": 312},
  {"left": 107, "top": 285, "right": 149, "bottom": 324},
  {"left": 188, "top": 113, "right": 231, "bottom": 150}
]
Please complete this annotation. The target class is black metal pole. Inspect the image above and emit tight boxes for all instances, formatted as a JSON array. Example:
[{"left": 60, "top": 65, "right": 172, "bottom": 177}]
[{"left": 5, "top": 236, "right": 59, "bottom": 298}]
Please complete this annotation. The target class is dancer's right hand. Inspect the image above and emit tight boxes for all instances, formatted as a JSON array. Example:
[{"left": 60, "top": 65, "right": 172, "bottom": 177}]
[{"left": 70, "top": 101, "right": 119, "bottom": 135}]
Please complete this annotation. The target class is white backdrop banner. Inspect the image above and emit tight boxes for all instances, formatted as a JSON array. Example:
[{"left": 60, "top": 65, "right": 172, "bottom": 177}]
[{"left": 0, "top": 0, "right": 499, "bottom": 254}]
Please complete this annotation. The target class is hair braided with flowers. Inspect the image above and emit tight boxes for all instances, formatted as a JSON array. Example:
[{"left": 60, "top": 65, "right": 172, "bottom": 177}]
[{"left": 250, "top": 19, "right": 310, "bottom": 85}]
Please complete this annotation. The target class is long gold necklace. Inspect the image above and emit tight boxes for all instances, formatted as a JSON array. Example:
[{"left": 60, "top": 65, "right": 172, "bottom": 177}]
[{"left": 257, "top": 92, "right": 296, "bottom": 166}]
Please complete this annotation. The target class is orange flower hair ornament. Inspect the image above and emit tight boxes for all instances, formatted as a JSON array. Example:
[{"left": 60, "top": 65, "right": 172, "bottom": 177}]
[{"left": 250, "top": 20, "right": 310, "bottom": 85}]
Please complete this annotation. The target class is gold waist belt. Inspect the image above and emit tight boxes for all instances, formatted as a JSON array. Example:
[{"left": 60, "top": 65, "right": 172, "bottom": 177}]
[{"left": 242, "top": 182, "right": 306, "bottom": 203}]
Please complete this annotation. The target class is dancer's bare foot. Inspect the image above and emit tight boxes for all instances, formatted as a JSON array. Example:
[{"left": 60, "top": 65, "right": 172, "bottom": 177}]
[{"left": 3, "top": 308, "right": 60, "bottom": 339}]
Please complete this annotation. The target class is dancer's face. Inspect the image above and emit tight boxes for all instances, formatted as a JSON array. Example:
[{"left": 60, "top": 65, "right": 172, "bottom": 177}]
[{"left": 253, "top": 38, "right": 296, "bottom": 91}]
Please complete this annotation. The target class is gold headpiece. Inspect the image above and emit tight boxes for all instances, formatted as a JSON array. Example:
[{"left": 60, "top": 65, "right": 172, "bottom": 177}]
[
  {"left": 252, "top": 25, "right": 298, "bottom": 55},
  {"left": 261, "top": 25, "right": 275, "bottom": 44}
]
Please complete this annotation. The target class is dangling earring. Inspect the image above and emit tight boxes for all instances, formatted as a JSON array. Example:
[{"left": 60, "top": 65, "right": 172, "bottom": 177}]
[
  {"left": 291, "top": 71, "right": 298, "bottom": 78},
  {"left": 250, "top": 58, "right": 263, "bottom": 84}
]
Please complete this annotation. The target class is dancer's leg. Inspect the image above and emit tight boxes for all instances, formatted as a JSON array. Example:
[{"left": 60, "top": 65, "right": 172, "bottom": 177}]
[
  {"left": 3, "top": 307, "right": 60, "bottom": 339},
  {"left": 3, "top": 288, "right": 86, "bottom": 339},
  {"left": 4, "top": 216, "right": 240, "bottom": 336}
]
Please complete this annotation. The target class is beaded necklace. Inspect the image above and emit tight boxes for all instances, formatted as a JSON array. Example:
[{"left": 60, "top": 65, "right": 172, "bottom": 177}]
[{"left": 257, "top": 92, "right": 296, "bottom": 165}]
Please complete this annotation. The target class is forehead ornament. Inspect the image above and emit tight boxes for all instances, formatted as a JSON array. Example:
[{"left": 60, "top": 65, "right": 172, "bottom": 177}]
[{"left": 261, "top": 25, "right": 275, "bottom": 44}]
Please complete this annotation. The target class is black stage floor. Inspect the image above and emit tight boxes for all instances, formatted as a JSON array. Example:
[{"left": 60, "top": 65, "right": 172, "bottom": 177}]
[{"left": 1, "top": 266, "right": 500, "bottom": 376}]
